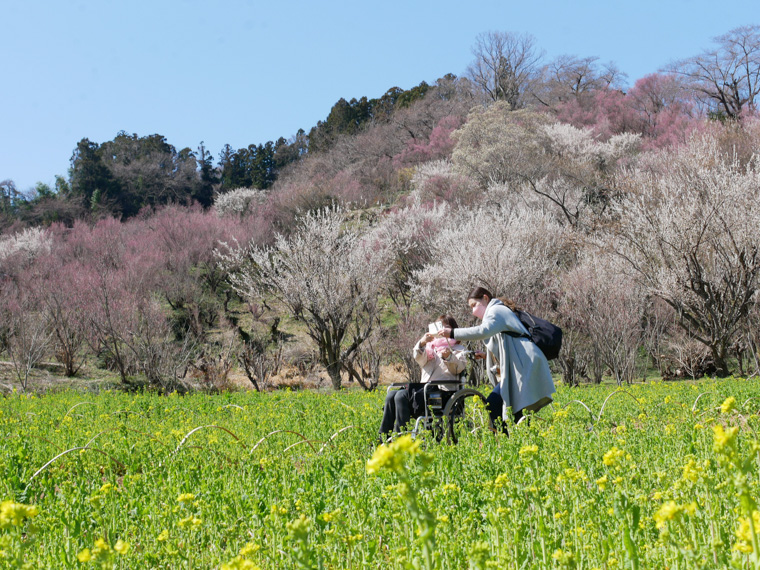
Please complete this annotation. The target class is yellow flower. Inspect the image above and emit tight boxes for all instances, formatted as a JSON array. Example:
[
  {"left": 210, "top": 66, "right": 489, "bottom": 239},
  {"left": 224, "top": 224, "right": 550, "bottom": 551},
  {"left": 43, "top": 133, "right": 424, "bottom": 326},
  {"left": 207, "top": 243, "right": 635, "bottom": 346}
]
[
  {"left": 713, "top": 424, "right": 739, "bottom": 454},
  {"left": 77, "top": 549, "right": 92, "bottom": 562},
  {"left": 654, "top": 501, "right": 680, "bottom": 529},
  {"left": 518, "top": 445, "right": 539, "bottom": 459},
  {"left": 221, "top": 556, "right": 260, "bottom": 570},
  {"left": 653, "top": 501, "right": 696, "bottom": 530},
  {"left": 551, "top": 549, "right": 575, "bottom": 566},
  {"left": 735, "top": 511, "right": 760, "bottom": 553},
  {"left": 239, "top": 542, "right": 260, "bottom": 556},
  {"left": 100, "top": 483, "right": 114, "bottom": 495},
  {"left": 494, "top": 474, "right": 509, "bottom": 489},
  {"left": 114, "top": 540, "right": 129, "bottom": 555},
  {"left": 319, "top": 508, "right": 341, "bottom": 523},
  {"left": 178, "top": 516, "right": 202, "bottom": 530},
  {"left": 596, "top": 475, "right": 608, "bottom": 491},
  {"left": 286, "top": 514, "right": 312, "bottom": 542},
  {"left": 177, "top": 493, "right": 196, "bottom": 504},
  {"left": 366, "top": 444, "right": 396, "bottom": 475},
  {"left": 366, "top": 435, "right": 420, "bottom": 475},
  {"left": 721, "top": 396, "right": 737, "bottom": 414},
  {"left": 603, "top": 447, "right": 625, "bottom": 467},
  {"left": 0, "top": 500, "right": 39, "bottom": 529},
  {"left": 93, "top": 538, "right": 110, "bottom": 552},
  {"left": 157, "top": 530, "right": 169, "bottom": 542},
  {"left": 681, "top": 459, "right": 703, "bottom": 483}
]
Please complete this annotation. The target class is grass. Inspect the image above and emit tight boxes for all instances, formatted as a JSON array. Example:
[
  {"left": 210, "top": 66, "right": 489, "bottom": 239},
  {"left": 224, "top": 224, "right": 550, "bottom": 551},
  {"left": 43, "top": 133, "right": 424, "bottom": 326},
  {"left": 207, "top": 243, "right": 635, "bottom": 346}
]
[{"left": 2, "top": 377, "right": 760, "bottom": 568}]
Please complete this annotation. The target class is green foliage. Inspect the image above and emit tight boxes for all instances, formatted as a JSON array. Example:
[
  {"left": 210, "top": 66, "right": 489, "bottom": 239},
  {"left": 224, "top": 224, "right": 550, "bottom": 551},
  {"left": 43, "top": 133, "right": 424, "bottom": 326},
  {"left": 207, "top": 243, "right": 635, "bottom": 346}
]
[
  {"left": 218, "top": 142, "right": 276, "bottom": 191},
  {"left": 307, "top": 82, "right": 432, "bottom": 154},
  {"left": 68, "top": 132, "right": 205, "bottom": 218},
  {"left": 3, "top": 379, "right": 760, "bottom": 567}
]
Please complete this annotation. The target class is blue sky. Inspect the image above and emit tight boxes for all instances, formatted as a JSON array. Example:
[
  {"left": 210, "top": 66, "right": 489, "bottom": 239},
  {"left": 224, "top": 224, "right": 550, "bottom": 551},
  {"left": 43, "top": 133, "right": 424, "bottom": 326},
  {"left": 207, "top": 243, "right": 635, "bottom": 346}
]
[{"left": 1, "top": 0, "right": 757, "bottom": 192}]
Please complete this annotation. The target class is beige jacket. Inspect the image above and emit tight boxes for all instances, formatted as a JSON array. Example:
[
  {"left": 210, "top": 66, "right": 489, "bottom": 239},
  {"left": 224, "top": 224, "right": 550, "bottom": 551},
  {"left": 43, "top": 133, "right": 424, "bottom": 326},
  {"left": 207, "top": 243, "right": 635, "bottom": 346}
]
[{"left": 412, "top": 339, "right": 467, "bottom": 389}]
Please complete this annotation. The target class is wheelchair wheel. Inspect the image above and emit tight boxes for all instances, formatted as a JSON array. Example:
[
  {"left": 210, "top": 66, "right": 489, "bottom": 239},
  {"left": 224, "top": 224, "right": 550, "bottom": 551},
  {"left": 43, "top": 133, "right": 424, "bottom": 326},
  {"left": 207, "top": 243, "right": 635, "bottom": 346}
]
[
  {"left": 427, "top": 415, "right": 447, "bottom": 443},
  {"left": 443, "top": 389, "right": 494, "bottom": 444}
]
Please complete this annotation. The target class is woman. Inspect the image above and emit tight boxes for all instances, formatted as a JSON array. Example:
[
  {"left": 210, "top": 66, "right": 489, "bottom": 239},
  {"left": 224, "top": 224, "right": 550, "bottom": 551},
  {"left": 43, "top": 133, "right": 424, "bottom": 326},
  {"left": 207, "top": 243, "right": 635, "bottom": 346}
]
[
  {"left": 440, "top": 287, "right": 554, "bottom": 427},
  {"left": 379, "top": 315, "right": 467, "bottom": 439}
]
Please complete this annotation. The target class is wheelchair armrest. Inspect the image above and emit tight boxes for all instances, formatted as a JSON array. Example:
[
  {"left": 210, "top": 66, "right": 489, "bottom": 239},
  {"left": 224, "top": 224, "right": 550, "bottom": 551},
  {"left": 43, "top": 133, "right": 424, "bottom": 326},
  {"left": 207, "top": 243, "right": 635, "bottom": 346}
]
[{"left": 424, "top": 380, "right": 464, "bottom": 387}]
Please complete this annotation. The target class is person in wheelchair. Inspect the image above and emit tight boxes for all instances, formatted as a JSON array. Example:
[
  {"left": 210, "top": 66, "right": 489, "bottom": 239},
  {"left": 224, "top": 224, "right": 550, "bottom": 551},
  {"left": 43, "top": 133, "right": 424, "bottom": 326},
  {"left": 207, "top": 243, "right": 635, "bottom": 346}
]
[{"left": 379, "top": 315, "right": 467, "bottom": 439}]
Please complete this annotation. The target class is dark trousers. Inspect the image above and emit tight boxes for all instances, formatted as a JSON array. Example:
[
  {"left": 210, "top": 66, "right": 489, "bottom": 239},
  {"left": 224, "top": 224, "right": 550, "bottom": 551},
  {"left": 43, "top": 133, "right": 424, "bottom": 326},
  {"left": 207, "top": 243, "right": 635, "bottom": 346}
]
[
  {"left": 486, "top": 389, "right": 525, "bottom": 433},
  {"left": 379, "top": 388, "right": 414, "bottom": 437},
  {"left": 379, "top": 385, "right": 449, "bottom": 437},
  {"left": 380, "top": 386, "right": 522, "bottom": 438}
]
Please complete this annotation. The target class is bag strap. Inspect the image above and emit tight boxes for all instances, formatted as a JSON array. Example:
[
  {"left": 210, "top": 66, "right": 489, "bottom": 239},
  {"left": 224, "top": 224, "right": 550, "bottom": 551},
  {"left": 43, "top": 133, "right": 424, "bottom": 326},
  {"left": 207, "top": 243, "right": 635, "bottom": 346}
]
[
  {"left": 502, "top": 308, "right": 531, "bottom": 339},
  {"left": 503, "top": 330, "right": 531, "bottom": 340}
]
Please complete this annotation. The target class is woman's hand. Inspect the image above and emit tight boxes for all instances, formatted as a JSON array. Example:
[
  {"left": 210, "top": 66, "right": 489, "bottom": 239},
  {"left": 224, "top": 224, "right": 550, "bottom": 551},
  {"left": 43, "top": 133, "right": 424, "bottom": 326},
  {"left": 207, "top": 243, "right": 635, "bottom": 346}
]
[
  {"left": 439, "top": 327, "right": 453, "bottom": 339},
  {"left": 474, "top": 351, "right": 486, "bottom": 360}
]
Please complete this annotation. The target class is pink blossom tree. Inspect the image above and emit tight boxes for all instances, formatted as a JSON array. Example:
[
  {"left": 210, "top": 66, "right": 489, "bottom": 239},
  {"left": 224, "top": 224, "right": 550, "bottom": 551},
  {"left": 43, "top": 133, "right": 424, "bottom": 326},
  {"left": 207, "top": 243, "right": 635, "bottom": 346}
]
[
  {"left": 393, "top": 115, "right": 465, "bottom": 167},
  {"left": 0, "top": 275, "right": 52, "bottom": 391},
  {"left": 557, "top": 253, "right": 645, "bottom": 385}
]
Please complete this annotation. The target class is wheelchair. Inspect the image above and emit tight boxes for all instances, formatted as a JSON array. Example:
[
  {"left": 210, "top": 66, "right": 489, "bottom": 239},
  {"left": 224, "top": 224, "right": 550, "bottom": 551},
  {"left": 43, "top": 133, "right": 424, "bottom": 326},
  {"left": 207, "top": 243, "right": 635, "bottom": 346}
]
[{"left": 386, "top": 353, "right": 494, "bottom": 444}]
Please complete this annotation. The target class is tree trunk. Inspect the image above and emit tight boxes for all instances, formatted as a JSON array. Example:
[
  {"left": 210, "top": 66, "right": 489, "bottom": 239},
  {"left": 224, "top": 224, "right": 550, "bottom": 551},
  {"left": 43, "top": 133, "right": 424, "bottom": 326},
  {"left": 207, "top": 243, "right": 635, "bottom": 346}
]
[
  {"left": 711, "top": 343, "right": 730, "bottom": 377},
  {"left": 326, "top": 361, "right": 342, "bottom": 390}
]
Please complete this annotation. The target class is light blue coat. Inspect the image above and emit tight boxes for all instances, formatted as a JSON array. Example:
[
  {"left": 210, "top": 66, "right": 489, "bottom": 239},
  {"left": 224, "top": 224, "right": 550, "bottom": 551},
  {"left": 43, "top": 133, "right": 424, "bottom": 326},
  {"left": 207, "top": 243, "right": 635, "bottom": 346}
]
[{"left": 454, "top": 298, "right": 555, "bottom": 416}]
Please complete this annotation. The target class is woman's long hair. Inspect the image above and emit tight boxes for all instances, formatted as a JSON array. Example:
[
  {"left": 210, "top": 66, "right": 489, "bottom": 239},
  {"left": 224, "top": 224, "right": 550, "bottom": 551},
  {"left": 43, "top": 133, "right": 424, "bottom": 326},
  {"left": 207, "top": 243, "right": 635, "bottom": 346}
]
[
  {"left": 466, "top": 286, "right": 518, "bottom": 312},
  {"left": 467, "top": 286, "right": 493, "bottom": 302}
]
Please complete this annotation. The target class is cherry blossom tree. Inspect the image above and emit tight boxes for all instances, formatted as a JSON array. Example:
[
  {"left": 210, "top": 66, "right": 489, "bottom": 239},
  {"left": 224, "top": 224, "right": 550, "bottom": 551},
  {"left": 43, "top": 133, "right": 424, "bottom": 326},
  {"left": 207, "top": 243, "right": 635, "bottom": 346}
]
[
  {"left": 27, "top": 253, "right": 89, "bottom": 377},
  {"left": 0, "top": 279, "right": 51, "bottom": 391},
  {"left": 625, "top": 73, "right": 698, "bottom": 149}
]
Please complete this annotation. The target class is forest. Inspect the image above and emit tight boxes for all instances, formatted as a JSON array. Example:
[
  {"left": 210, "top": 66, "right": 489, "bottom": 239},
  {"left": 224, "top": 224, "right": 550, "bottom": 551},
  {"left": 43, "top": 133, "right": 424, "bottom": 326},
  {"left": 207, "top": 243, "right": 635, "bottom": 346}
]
[{"left": 2, "top": 25, "right": 760, "bottom": 393}]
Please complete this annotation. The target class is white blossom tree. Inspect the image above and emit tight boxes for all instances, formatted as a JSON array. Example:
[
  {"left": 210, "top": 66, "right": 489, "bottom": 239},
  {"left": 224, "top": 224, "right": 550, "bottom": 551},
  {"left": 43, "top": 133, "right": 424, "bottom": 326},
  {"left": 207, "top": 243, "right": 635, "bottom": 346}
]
[
  {"left": 412, "top": 203, "right": 572, "bottom": 318},
  {"left": 219, "top": 207, "right": 391, "bottom": 390},
  {"left": 608, "top": 130, "right": 760, "bottom": 376},
  {"left": 451, "top": 106, "right": 640, "bottom": 229},
  {"left": 213, "top": 187, "right": 267, "bottom": 217}
]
